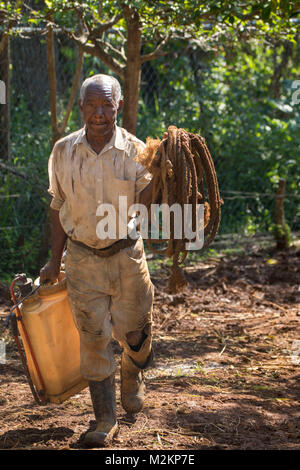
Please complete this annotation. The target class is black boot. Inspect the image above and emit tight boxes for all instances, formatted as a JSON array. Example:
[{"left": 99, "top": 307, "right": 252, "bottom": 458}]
[{"left": 84, "top": 374, "right": 118, "bottom": 447}]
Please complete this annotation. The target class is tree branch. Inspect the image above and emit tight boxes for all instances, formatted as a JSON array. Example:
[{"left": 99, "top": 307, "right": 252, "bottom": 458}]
[
  {"left": 141, "top": 33, "right": 173, "bottom": 63},
  {"left": 77, "top": 40, "right": 125, "bottom": 79},
  {"left": 93, "top": 36, "right": 126, "bottom": 62},
  {"left": 115, "top": 27, "right": 126, "bottom": 57},
  {"left": 90, "top": 14, "right": 123, "bottom": 36},
  {"left": 58, "top": 45, "right": 84, "bottom": 136},
  {"left": 57, "top": 22, "right": 125, "bottom": 80},
  {"left": 0, "top": 161, "right": 48, "bottom": 195}
]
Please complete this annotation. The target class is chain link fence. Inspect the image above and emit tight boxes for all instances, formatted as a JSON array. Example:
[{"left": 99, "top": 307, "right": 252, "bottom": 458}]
[{"left": 0, "top": 31, "right": 299, "bottom": 279}]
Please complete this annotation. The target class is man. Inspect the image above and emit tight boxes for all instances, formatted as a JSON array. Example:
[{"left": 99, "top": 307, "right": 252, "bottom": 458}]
[{"left": 40, "top": 74, "right": 154, "bottom": 447}]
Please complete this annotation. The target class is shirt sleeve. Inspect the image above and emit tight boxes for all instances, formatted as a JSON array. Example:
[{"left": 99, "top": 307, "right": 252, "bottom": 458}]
[{"left": 48, "top": 143, "right": 65, "bottom": 210}]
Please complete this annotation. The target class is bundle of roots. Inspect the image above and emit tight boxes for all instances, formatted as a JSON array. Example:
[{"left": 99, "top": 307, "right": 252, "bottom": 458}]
[{"left": 136, "top": 125, "right": 223, "bottom": 293}]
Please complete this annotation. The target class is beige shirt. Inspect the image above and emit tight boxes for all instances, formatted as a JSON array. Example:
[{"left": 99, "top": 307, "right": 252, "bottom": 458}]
[{"left": 48, "top": 125, "right": 151, "bottom": 249}]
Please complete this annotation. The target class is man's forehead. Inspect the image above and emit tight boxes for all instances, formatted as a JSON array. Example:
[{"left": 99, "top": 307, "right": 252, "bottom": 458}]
[{"left": 84, "top": 81, "right": 115, "bottom": 100}]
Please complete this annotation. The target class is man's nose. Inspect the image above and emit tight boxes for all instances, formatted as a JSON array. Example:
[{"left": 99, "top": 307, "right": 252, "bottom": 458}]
[{"left": 94, "top": 105, "right": 104, "bottom": 116}]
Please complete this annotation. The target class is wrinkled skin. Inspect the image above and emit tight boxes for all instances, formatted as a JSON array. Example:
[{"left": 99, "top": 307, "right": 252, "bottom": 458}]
[{"left": 78, "top": 80, "right": 124, "bottom": 154}]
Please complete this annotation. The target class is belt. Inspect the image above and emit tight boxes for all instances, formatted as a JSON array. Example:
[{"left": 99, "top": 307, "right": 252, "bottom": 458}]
[{"left": 69, "top": 237, "right": 136, "bottom": 258}]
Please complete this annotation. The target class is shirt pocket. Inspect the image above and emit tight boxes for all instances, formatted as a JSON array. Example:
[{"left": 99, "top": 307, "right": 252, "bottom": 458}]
[
  {"left": 102, "top": 177, "right": 136, "bottom": 240},
  {"left": 105, "top": 177, "right": 135, "bottom": 212}
]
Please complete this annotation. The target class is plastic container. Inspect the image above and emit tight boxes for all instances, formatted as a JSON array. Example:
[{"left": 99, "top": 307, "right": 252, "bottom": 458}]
[{"left": 19, "top": 272, "right": 88, "bottom": 404}]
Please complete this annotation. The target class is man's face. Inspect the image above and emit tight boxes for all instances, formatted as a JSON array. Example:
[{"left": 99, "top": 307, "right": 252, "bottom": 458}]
[{"left": 79, "top": 81, "right": 123, "bottom": 140}]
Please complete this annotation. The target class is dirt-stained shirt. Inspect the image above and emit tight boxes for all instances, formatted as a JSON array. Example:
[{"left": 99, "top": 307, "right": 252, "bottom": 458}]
[{"left": 48, "top": 125, "right": 151, "bottom": 249}]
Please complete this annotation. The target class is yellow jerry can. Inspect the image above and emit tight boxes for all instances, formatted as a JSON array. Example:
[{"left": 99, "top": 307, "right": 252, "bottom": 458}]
[{"left": 18, "top": 272, "right": 88, "bottom": 404}]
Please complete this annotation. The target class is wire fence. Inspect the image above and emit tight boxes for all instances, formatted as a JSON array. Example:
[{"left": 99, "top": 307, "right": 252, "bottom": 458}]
[{"left": 0, "top": 30, "right": 299, "bottom": 279}]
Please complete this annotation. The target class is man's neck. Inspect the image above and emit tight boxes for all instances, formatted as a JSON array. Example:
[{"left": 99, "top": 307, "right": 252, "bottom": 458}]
[{"left": 86, "top": 127, "right": 115, "bottom": 154}]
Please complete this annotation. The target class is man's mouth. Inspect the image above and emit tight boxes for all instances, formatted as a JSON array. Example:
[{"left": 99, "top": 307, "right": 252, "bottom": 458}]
[{"left": 91, "top": 122, "right": 107, "bottom": 126}]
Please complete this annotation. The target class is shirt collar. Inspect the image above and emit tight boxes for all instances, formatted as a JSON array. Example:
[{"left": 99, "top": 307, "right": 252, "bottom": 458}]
[
  {"left": 74, "top": 125, "right": 126, "bottom": 153},
  {"left": 73, "top": 127, "right": 86, "bottom": 146}
]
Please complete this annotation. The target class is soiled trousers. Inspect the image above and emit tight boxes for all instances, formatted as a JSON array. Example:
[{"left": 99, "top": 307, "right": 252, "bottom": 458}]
[{"left": 65, "top": 237, "right": 154, "bottom": 381}]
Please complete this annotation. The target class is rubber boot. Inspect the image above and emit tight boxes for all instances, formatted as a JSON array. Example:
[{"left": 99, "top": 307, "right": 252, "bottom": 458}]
[
  {"left": 121, "top": 352, "right": 152, "bottom": 414},
  {"left": 83, "top": 374, "right": 118, "bottom": 447}
]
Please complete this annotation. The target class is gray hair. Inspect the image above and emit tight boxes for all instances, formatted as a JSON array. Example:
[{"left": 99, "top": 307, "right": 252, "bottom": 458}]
[{"left": 79, "top": 74, "right": 122, "bottom": 105}]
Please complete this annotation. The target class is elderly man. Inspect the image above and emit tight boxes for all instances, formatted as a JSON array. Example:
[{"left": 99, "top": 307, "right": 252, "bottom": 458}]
[{"left": 40, "top": 74, "right": 154, "bottom": 447}]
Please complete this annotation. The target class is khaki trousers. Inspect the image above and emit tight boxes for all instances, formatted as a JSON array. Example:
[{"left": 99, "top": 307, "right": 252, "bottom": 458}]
[{"left": 65, "top": 237, "right": 154, "bottom": 381}]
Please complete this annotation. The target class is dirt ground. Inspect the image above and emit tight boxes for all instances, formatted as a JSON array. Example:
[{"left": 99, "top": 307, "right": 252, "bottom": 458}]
[{"left": 0, "top": 238, "right": 299, "bottom": 451}]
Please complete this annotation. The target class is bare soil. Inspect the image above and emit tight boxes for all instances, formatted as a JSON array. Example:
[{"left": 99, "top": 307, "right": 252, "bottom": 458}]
[{"left": 0, "top": 241, "right": 299, "bottom": 451}]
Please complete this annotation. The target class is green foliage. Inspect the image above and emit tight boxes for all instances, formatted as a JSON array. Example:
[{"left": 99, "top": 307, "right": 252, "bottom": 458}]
[
  {"left": 0, "top": 97, "right": 49, "bottom": 281},
  {"left": 205, "top": 41, "right": 300, "bottom": 234},
  {"left": 136, "top": 38, "right": 300, "bottom": 236},
  {"left": 2, "top": 1, "right": 299, "bottom": 46},
  {"left": 0, "top": 91, "right": 81, "bottom": 281},
  {"left": 0, "top": 1, "right": 299, "bottom": 282},
  {"left": 137, "top": 39, "right": 203, "bottom": 137}
]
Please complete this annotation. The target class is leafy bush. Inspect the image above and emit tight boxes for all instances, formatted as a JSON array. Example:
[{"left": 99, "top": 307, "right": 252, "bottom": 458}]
[
  {"left": 1, "top": 38, "right": 299, "bottom": 282},
  {"left": 137, "top": 40, "right": 300, "bottom": 236}
]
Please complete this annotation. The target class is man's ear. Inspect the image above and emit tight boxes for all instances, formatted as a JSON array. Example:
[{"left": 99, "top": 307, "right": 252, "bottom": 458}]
[
  {"left": 117, "top": 99, "right": 124, "bottom": 114},
  {"left": 78, "top": 98, "right": 83, "bottom": 112}
]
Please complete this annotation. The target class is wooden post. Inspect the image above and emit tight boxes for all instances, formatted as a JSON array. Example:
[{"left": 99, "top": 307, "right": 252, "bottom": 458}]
[
  {"left": 273, "top": 178, "right": 290, "bottom": 250},
  {"left": 40, "top": 33, "right": 83, "bottom": 268},
  {"left": 46, "top": 22, "right": 59, "bottom": 147},
  {"left": 0, "top": 33, "right": 10, "bottom": 160}
]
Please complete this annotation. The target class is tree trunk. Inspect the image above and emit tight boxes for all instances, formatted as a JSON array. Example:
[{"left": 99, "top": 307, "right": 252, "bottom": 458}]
[
  {"left": 46, "top": 23, "right": 60, "bottom": 147},
  {"left": 271, "top": 41, "right": 293, "bottom": 100},
  {"left": 122, "top": 7, "right": 142, "bottom": 136},
  {"left": 0, "top": 34, "right": 10, "bottom": 161}
]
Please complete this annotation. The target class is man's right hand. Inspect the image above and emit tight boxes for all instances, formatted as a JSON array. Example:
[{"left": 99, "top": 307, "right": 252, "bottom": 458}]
[
  {"left": 39, "top": 258, "right": 61, "bottom": 285},
  {"left": 40, "top": 208, "right": 68, "bottom": 284}
]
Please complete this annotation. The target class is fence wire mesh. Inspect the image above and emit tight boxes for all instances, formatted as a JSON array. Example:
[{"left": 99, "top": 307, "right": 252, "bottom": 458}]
[{"left": 0, "top": 31, "right": 299, "bottom": 279}]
